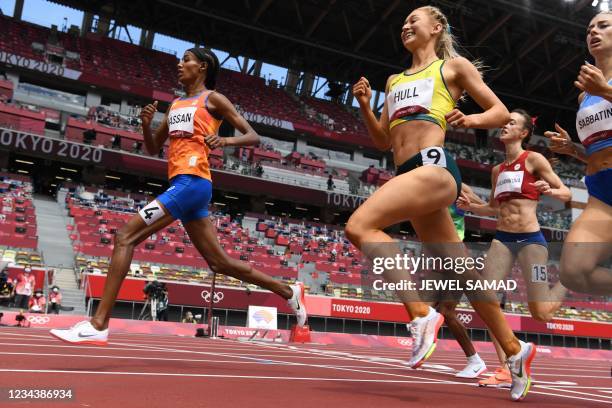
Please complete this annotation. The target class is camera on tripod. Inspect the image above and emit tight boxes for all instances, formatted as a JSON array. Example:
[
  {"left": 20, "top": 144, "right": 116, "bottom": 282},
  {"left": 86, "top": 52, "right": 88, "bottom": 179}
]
[
  {"left": 143, "top": 280, "right": 166, "bottom": 300},
  {"left": 139, "top": 280, "right": 168, "bottom": 321}
]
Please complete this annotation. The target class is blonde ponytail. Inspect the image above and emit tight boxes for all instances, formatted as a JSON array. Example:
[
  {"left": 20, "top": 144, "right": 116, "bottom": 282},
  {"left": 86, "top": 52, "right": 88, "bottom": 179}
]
[{"left": 420, "top": 6, "right": 484, "bottom": 73}]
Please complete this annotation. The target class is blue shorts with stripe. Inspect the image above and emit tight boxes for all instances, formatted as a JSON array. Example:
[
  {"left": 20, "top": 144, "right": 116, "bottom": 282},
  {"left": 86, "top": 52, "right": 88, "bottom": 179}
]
[{"left": 157, "top": 174, "right": 212, "bottom": 223}]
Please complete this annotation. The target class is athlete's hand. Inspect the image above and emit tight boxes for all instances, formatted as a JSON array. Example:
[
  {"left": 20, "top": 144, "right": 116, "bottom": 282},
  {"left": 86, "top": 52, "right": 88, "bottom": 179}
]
[
  {"left": 544, "top": 123, "right": 575, "bottom": 157},
  {"left": 530, "top": 180, "right": 553, "bottom": 195},
  {"left": 456, "top": 193, "right": 471, "bottom": 211},
  {"left": 204, "top": 134, "right": 227, "bottom": 149},
  {"left": 140, "top": 101, "right": 158, "bottom": 129},
  {"left": 575, "top": 62, "right": 610, "bottom": 96},
  {"left": 352, "top": 77, "right": 372, "bottom": 107},
  {"left": 445, "top": 109, "right": 472, "bottom": 128}
]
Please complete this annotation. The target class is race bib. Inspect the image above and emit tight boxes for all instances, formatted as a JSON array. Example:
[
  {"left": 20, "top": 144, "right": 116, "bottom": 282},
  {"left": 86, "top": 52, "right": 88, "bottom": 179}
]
[
  {"left": 531, "top": 264, "right": 548, "bottom": 283},
  {"left": 388, "top": 78, "right": 434, "bottom": 122},
  {"left": 576, "top": 98, "right": 612, "bottom": 145},
  {"left": 420, "top": 146, "right": 447, "bottom": 167},
  {"left": 168, "top": 106, "right": 197, "bottom": 137},
  {"left": 139, "top": 200, "right": 166, "bottom": 226},
  {"left": 494, "top": 171, "right": 524, "bottom": 199}
]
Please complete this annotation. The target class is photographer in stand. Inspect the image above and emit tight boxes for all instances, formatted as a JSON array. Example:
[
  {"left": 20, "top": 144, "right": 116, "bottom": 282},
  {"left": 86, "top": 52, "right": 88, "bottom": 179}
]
[
  {"left": 139, "top": 280, "right": 168, "bottom": 321},
  {"left": 157, "top": 283, "right": 169, "bottom": 321}
]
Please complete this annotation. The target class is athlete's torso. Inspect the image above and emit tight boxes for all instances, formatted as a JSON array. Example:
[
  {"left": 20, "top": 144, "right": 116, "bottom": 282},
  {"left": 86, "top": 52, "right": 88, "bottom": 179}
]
[
  {"left": 166, "top": 90, "right": 222, "bottom": 181},
  {"left": 576, "top": 83, "right": 612, "bottom": 175},
  {"left": 386, "top": 60, "right": 456, "bottom": 165},
  {"left": 576, "top": 81, "right": 612, "bottom": 157},
  {"left": 493, "top": 151, "right": 541, "bottom": 233}
]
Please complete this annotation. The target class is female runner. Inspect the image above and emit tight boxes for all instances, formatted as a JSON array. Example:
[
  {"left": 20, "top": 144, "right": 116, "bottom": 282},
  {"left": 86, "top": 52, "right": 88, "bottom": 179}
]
[
  {"left": 51, "top": 48, "right": 307, "bottom": 344},
  {"left": 348, "top": 6, "right": 534, "bottom": 401}
]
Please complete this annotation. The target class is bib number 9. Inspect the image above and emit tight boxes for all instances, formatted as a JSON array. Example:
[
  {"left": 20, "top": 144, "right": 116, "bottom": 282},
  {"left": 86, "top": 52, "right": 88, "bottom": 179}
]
[{"left": 421, "top": 147, "right": 447, "bottom": 167}]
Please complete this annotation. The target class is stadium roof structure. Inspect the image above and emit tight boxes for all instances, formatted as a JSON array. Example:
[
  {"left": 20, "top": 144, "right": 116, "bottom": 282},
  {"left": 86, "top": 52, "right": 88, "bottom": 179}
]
[{"left": 51, "top": 0, "right": 596, "bottom": 128}]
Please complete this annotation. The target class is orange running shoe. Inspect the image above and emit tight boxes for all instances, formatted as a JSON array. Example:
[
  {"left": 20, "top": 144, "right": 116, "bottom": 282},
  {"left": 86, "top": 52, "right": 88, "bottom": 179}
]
[{"left": 478, "top": 367, "right": 512, "bottom": 387}]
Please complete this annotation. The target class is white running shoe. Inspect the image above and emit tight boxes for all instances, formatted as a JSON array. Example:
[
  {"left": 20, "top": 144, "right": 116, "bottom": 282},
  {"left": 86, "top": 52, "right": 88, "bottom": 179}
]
[
  {"left": 507, "top": 340, "right": 536, "bottom": 401},
  {"left": 407, "top": 307, "right": 444, "bottom": 369},
  {"left": 455, "top": 358, "right": 487, "bottom": 378},
  {"left": 50, "top": 321, "right": 108, "bottom": 346},
  {"left": 287, "top": 282, "right": 308, "bottom": 326}
]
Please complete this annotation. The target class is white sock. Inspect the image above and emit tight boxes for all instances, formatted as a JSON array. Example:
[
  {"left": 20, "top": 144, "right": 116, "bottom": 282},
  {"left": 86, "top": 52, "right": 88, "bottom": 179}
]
[
  {"left": 508, "top": 340, "right": 526, "bottom": 361},
  {"left": 467, "top": 353, "right": 483, "bottom": 364}
]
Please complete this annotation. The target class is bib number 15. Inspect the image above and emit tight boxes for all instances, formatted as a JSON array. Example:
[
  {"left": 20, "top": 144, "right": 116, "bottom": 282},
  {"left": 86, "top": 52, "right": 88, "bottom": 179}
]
[{"left": 421, "top": 147, "right": 447, "bottom": 167}]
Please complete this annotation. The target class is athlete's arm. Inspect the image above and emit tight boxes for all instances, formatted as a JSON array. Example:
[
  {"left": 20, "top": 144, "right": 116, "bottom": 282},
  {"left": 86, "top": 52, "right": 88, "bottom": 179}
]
[
  {"left": 529, "top": 152, "right": 572, "bottom": 202},
  {"left": 460, "top": 167, "right": 498, "bottom": 216},
  {"left": 446, "top": 57, "right": 510, "bottom": 129},
  {"left": 460, "top": 183, "right": 485, "bottom": 205},
  {"left": 206, "top": 92, "right": 260, "bottom": 147},
  {"left": 141, "top": 101, "right": 169, "bottom": 155},
  {"left": 353, "top": 76, "right": 392, "bottom": 151}
]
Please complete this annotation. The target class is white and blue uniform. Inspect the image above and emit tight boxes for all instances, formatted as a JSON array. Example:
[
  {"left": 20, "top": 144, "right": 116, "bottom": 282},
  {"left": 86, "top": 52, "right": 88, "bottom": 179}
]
[{"left": 576, "top": 82, "right": 612, "bottom": 206}]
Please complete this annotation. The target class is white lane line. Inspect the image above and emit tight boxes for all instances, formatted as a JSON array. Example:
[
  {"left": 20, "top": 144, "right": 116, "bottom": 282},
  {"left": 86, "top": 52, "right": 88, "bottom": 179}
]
[
  {"left": 0, "top": 332, "right": 281, "bottom": 351},
  {"left": 0, "top": 351, "right": 296, "bottom": 365},
  {"left": 0, "top": 368, "right": 464, "bottom": 384},
  {"left": 246, "top": 341, "right": 612, "bottom": 403},
  {"left": 245, "top": 341, "right": 461, "bottom": 378},
  {"left": 109, "top": 340, "right": 461, "bottom": 385},
  {"left": 528, "top": 390, "right": 612, "bottom": 405},
  {"left": 0, "top": 346, "right": 612, "bottom": 380},
  {"left": 0, "top": 341, "right": 350, "bottom": 360},
  {"left": 543, "top": 386, "right": 612, "bottom": 390},
  {"left": 534, "top": 385, "right": 612, "bottom": 400},
  {"left": 2, "top": 331, "right": 609, "bottom": 367},
  {"left": 0, "top": 341, "right": 186, "bottom": 353}
]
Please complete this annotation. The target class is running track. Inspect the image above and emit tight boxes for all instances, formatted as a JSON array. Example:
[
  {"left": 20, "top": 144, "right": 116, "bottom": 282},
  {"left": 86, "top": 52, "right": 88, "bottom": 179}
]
[{"left": 0, "top": 327, "right": 610, "bottom": 407}]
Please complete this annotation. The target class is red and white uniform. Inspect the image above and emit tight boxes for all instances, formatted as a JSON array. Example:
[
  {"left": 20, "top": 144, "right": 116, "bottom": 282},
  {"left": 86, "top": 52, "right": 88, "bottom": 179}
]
[
  {"left": 49, "top": 292, "right": 62, "bottom": 304},
  {"left": 14, "top": 273, "right": 35, "bottom": 296},
  {"left": 29, "top": 295, "right": 46, "bottom": 312},
  {"left": 493, "top": 151, "right": 540, "bottom": 203}
]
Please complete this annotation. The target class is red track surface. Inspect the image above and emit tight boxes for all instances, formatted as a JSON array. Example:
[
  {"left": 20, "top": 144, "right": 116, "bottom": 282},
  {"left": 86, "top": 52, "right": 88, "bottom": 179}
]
[{"left": 0, "top": 327, "right": 610, "bottom": 407}]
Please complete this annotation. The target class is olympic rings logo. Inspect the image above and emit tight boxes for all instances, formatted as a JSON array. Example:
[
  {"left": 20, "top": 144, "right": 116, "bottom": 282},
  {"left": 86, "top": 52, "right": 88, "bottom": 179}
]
[
  {"left": 27, "top": 316, "right": 50, "bottom": 324},
  {"left": 456, "top": 313, "right": 473, "bottom": 325},
  {"left": 201, "top": 290, "right": 224, "bottom": 304},
  {"left": 398, "top": 338, "right": 413, "bottom": 346}
]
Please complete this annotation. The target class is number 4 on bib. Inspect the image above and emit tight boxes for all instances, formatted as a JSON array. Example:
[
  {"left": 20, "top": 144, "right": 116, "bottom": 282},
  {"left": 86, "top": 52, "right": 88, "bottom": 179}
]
[{"left": 139, "top": 200, "right": 165, "bottom": 225}]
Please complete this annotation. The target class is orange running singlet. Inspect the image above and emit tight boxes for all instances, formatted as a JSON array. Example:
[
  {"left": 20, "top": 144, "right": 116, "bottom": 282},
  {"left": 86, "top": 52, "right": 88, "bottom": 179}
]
[{"left": 166, "top": 90, "right": 222, "bottom": 181}]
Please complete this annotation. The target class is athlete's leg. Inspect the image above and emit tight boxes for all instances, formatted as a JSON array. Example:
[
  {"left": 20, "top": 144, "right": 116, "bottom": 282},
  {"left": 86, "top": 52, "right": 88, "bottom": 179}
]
[
  {"left": 410, "top": 211, "right": 521, "bottom": 357},
  {"left": 344, "top": 165, "right": 456, "bottom": 319},
  {"left": 91, "top": 202, "right": 175, "bottom": 330},
  {"left": 559, "top": 197, "right": 612, "bottom": 294},
  {"left": 480, "top": 240, "right": 516, "bottom": 366},
  {"left": 516, "top": 244, "right": 567, "bottom": 322},
  {"left": 184, "top": 217, "right": 292, "bottom": 299},
  {"left": 437, "top": 300, "right": 475, "bottom": 357}
]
